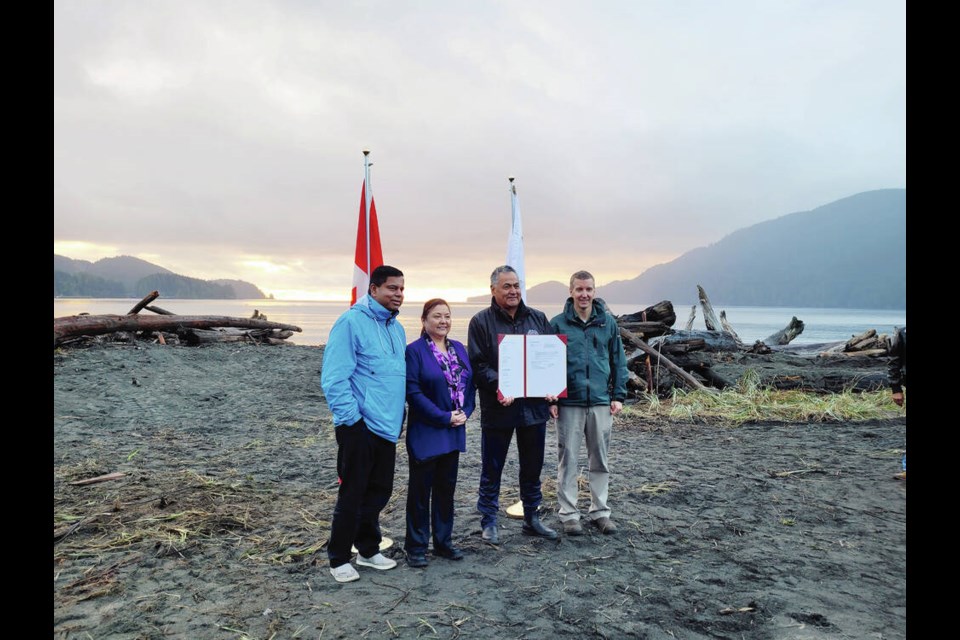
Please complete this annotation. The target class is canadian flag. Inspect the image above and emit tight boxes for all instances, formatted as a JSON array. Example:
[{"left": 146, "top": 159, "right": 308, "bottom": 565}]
[{"left": 350, "top": 179, "right": 384, "bottom": 306}]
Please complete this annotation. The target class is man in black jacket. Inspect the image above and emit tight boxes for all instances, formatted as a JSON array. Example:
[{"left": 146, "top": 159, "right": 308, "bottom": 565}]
[
  {"left": 468, "top": 265, "right": 559, "bottom": 544},
  {"left": 888, "top": 326, "right": 906, "bottom": 480}
]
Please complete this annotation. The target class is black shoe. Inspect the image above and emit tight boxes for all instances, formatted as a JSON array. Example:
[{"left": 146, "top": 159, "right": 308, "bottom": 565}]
[
  {"left": 434, "top": 546, "right": 464, "bottom": 561},
  {"left": 522, "top": 513, "right": 559, "bottom": 540},
  {"left": 481, "top": 524, "right": 500, "bottom": 545},
  {"left": 406, "top": 551, "right": 428, "bottom": 568}
]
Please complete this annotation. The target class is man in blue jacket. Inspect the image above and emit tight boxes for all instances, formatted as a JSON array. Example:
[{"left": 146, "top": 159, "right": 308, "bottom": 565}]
[
  {"left": 321, "top": 265, "right": 407, "bottom": 582},
  {"left": 549, "top": 271, "right": 629, "bottom": 536},
  {"left": 468, "top": 265, "right": 559, "bottom": 544}
]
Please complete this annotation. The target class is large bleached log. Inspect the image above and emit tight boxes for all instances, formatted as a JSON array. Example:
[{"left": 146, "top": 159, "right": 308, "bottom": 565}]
[
  {"left": 53, "top": 314, "right": 302, "bottom": 347},
  {"left": 764, "top": 317, "right": 805, "bottom": 345},
  {"left": 719, "top": 310, "right": 742, "bottom": 343},
  {"left": 697, "top": 285, "right": 722, "bottom": 331}
]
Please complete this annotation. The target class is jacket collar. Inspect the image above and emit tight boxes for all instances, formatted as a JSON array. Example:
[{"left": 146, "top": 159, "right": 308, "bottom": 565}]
[
  {"left": 354, "top": 294, "right": 399, "bottom": 323},
  {"left": 490, "top": 296, "right": 529, "bottom": 322},
  {"left": 563, "top": 297, "right": 608, "bottom": 325}
]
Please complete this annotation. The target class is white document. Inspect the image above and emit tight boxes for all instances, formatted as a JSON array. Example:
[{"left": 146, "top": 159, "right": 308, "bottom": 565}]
[{"left": 497, "top": 334, "right": 567, "bottom": 399}]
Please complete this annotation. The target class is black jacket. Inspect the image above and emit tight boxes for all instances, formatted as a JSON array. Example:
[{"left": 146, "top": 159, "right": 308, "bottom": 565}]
[
  {"left": 467, "top": 298, "right": 554, "bottom": 428},
  {"left": 887, "top": 326, "right": 906, "bottom": 393}
]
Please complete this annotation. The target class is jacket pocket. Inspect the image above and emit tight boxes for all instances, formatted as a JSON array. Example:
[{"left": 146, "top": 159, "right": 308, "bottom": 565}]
[{"left": 359, "top": 354, "right": 406, "bottom": 425}]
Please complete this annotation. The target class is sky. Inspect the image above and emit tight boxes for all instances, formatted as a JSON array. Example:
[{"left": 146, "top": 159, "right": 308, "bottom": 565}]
[{"left": 54, "top": 0, "right": 906, "bottom": 302}]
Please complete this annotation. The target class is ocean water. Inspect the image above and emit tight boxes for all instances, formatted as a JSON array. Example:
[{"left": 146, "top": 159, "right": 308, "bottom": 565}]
[{"left": 54, "top": 298, "right": 906, "bottom": 348}]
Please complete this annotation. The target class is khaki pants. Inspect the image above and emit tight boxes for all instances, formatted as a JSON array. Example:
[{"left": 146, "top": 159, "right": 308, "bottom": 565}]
[{"left": 555, "top": 405, "right": 612, "bottom": 522}]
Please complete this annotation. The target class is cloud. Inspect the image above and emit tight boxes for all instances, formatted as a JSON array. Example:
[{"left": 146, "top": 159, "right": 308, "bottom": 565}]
[{"left": 54, "top": 0, "right": 906, "bottom": 300}]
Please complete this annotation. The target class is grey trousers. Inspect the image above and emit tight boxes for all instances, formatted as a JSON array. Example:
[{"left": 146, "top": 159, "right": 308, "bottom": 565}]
[{"left": 555, "top": 405, "right": 612, "bottom": 522}]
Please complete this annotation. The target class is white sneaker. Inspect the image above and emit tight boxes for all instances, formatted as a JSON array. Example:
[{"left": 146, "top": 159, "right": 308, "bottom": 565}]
[
  {"left": 356, "top": 552, "right": 397, "bottom": 570},
  {"left": 330, "top": 563, "right": 360, "bottom": 583}
]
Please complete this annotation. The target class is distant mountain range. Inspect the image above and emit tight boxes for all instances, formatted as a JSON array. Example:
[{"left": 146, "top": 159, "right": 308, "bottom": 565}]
[
  {"left": 57, "top": 189, "right": 905, "bottom": 307},
  {"left": 53, "top": 255, "right": 268, "bottom": 299},
  {"left": 470, "top": 189, "right": 906, "bottom": 309}
]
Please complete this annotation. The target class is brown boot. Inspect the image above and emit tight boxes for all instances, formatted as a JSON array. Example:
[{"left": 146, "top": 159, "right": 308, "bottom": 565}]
[{"left": 593, "top": 517, "right": 618, "bottom": 534}]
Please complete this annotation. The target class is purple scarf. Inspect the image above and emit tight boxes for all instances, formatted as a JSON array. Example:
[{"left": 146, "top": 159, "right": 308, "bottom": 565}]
[{"left": 426, "top": 337, "right": 466, "bottom": 410}]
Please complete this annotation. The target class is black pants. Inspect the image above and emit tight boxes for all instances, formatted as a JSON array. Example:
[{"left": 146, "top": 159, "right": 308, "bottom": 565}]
[
  {"left": 477, "top": 423, "right": 546, "bottom": 528},
  {"left": 404, "top": 450, "right": 460, "bottom": 554},
  {"left": 327, "top": 421, "right": 396, "bottom": 568}
]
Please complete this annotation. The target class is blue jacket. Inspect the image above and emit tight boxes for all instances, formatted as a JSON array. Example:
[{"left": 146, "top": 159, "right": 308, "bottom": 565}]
[
  {"left": 404, "top": 336, "right": 476, "bottom": 462},
  {"left": 320, "top": 295, "right": 407, "bottom": 442},
  {"left": 550, "top": 297, "right": 629, "bottom": 407}
]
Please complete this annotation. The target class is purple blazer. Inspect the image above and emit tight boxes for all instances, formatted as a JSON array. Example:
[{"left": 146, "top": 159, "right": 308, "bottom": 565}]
[{"left": 404, "top": 336, "right": 476, "bottom": 463}]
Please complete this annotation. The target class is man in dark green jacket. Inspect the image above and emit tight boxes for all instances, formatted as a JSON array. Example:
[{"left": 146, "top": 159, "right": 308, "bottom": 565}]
[{"left": 549, "top": 271, "right": 629, "bottom": 536}]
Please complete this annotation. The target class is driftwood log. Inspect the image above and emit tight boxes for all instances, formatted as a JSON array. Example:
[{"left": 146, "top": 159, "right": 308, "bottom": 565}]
[
  {"left": 617, "top": 300, "right": 676, "bottom": 326},
  {"left": 671, "top": 353, "right": 735, "bottom": 390},
  {"left": 764, "top": 317, "right": 805, "bottom": 345},
  {"left": 53, "top": 314, "right": 302, "bottom": 348},
  {"left": 145, "top": 305, "right": 175, "bottom": 315},
  {"left": 843, "top": 329, "right": 887, "bottom": 352},
  {"left": 620, "top": 327, "right": 714, "bottom": 393},
  {"left": 650, "top": 330, "right": 741, "bottom": 353},
  {"left": 696, "top": 285, "right": 723, "bottom": 332},
  {"left": 616, "top": 320, "right": 673, "bottom": 338},
  {"left": 616, "top": 300, "right": 676, "bottom": 339},
  {"left": 128, "top": 291, "right": 160, "bottom": 315},
  {"left": 719, "top": 310, "right": 741, "bottom": 343},
  {"left": 179, "top": 327, "right": 296, "bottom": 346},
  {"left": 613, "top": 290, "right": 892, "bottom": 395}
]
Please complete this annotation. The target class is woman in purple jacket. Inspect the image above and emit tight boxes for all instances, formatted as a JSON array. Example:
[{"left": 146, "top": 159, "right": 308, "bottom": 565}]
[{"left": 403, "top": 299, "right": 476, "bottom": 568}]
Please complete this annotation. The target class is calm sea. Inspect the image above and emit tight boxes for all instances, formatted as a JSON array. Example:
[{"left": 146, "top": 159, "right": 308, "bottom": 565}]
[{"left": 53, "top": 298, "right": 906, "bottom": 348}]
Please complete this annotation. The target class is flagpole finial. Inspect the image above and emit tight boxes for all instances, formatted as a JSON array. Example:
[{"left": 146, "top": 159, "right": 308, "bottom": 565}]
[{"left": 363, "top": 149, "right": 370, "bottom": 157}]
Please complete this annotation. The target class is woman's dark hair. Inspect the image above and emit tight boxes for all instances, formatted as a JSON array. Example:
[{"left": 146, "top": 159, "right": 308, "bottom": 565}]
[{"left": 420, "top": 298, "right": 451, "bottom": 337}]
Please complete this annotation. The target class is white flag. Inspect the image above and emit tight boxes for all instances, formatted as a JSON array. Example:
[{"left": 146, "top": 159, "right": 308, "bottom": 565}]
[{"left": 506, "top": 181, "right": 527, "bottom": 303}]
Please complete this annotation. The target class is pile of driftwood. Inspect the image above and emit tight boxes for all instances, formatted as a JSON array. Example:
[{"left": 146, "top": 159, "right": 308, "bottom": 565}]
[
  {"left": 53, "top": 291, "right": 302, "bottom": 349},
  {"left": 616, "top": 285, "right": 894, "bottom": 395}
]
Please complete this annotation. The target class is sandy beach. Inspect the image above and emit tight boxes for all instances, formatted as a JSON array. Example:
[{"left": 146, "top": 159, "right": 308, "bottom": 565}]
[{"left": 54, "top": 342, "right": 906, "bottom": 639}]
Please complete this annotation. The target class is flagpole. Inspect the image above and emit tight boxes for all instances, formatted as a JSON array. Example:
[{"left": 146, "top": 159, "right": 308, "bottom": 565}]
[
  {"left": 505, "top": 174, "right": 528, "bottom": 519},
  {"left": 363, "top": 149, "right": 372, "bottom": 284}
]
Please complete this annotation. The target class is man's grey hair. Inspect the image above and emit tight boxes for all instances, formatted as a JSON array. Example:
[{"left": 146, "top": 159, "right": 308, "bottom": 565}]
[
  {"left": 490, "top": 265, "right": 518, "bottom": 287},
  {"left": 569, "top": 270, "right": 595, "bottom": 288}
]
